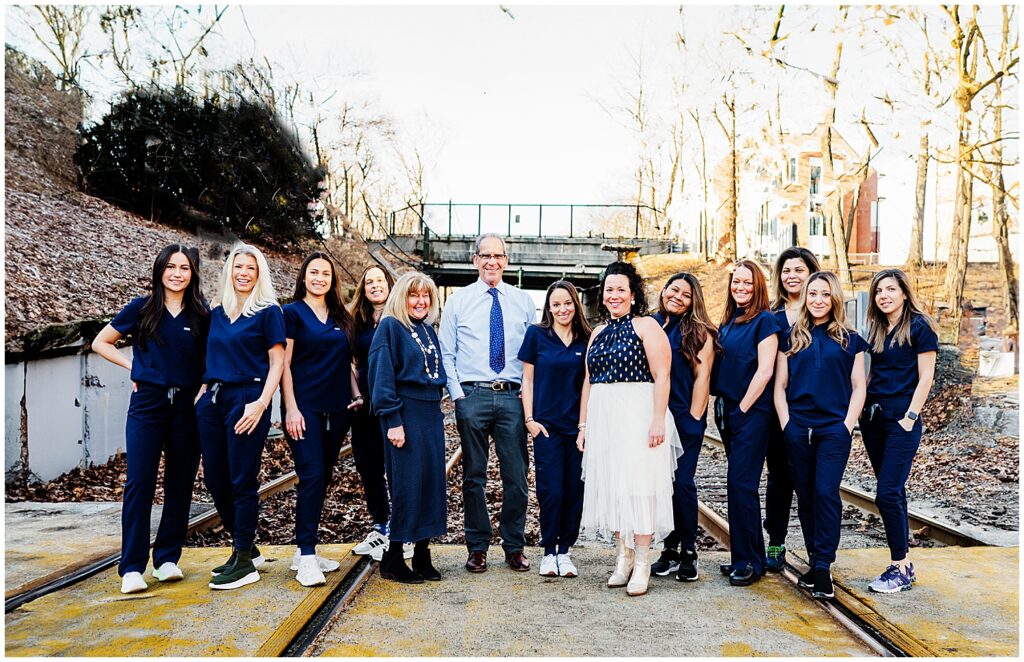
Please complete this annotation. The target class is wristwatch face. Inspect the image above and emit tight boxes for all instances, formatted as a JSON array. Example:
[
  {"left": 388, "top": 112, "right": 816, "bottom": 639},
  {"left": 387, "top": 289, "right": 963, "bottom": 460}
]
[{"left": 907, "top": 411, "right": 919, "bottom": 421}]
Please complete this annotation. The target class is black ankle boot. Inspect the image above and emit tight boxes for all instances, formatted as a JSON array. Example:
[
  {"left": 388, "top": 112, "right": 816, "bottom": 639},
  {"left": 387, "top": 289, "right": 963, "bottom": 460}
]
[
  {"left": 412, "top": 540, "right": 441, "bottom": 581},
  {"left": 380, "top": 540, "right": 424, "bottom": 584}
]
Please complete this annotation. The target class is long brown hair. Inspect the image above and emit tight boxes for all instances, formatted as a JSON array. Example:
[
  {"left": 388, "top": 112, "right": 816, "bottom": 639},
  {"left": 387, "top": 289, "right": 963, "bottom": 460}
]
[
  {"left": 658, "top": 272, "right": 719, "bottom": 368},
  {"left": 292, "top": 252, "right": 354, "bottom": 345},
  {"left": 866, "top": 268, "right": 937, "bottom": 353},
  {"left": 720, "top": 259, "right": 771, "bottom": 327},
  {"left": 537, "top": 280, "right": 592, "bottom": 342},
  {"left": 786, "top": 272, "right": 854, "bottom": 354},
  {"left": 137, "top": 244, "right": 208, "bottom": 348},
  {"left": 350, "top": 265, "right": 395, "bottom": 333},
  {"left": 771, "top": 246, "right": 820, "bottom": 309}
]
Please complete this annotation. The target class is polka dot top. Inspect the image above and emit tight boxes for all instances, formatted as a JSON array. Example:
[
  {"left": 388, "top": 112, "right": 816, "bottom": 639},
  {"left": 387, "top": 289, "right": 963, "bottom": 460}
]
[{"left": 587, "top": 314, "right": 654, "bottom": 384}]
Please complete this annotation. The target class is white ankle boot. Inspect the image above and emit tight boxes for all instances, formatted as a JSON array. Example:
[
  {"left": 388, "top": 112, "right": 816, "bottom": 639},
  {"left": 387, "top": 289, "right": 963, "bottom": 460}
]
[
  {"left": 607, "top": 536, "right": 635, "bottom": 588},
  {"left": 627, "top": 544, "right": 652, "bottom": 596}
]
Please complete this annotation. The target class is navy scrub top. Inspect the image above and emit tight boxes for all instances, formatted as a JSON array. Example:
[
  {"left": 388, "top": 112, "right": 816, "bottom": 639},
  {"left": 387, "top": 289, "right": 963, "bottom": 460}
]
[
  {"left": 652, "top": 312, "right": 706, "bottom": 424},
  {"left": 354, "top": 323, "right": 378, "bottom": 403},
  {"left": 773, "top": 303, "right": 792, "bottom": 335},
  {"left": 284, "top": 301, "right": 353, "bottom": 413},
  {"left": 866, "top": 313, "right": 938, "bottom": 412},
  {"left": 710, "top": 309, "right": 781, "bottom": 412},
  {"left": 110, "top": 296, "right": 208, "bottom": 388},
  {"left": 203, "top": 305, "right": 286, "bottom": 385},
  {"left": 516, "top": 325, "right": 588, "bottom": 435},
  {"left": 782, "top": 325, "right": 869, "bottom": 427}
]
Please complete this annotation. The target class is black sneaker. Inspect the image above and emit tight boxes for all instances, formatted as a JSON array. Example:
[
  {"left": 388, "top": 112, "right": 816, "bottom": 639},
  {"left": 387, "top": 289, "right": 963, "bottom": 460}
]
[
  {"left": 209, "top": 551, "right": 260, "bottom": 590},
  {"left": 675, "top": 550, "right": 699, "bottom": 582},
  {"left": 211, "top": 545, "right": 263, "bottom": 576},
  {"left": 651, "top": 549, "right": 681, "bottom": 577},
  {"left": 797, "top": 568, "right": 815, "bottom": 589},
  {"left": 765, "top": 544, "right": 786, "bottom": 572},
  {"left": 811, "top": 568, "right": 834, "bottom": 600}
]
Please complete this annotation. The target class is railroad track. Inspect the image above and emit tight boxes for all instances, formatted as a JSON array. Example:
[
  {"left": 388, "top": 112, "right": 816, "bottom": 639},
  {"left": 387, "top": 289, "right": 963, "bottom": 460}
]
[{"left": 701, "top": 432, "right": 990, "bottom": 548}]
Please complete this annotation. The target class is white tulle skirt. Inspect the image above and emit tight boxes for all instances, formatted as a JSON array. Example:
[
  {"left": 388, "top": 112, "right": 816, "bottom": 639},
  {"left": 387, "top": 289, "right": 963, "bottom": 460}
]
[{"left": 580, "top": 382, "right": 683, "bottom": 549}]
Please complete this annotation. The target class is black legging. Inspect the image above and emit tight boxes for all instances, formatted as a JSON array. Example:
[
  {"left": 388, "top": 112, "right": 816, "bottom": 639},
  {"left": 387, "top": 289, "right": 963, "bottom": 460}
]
[{"left": 349, "top": 407, "right": 390, "bottom": 526}]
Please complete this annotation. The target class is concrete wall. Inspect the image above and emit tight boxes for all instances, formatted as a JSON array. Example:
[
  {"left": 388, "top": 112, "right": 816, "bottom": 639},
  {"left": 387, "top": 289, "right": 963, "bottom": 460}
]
[{"left": 6, "top": 348, "right": 286, "bottom": 484}]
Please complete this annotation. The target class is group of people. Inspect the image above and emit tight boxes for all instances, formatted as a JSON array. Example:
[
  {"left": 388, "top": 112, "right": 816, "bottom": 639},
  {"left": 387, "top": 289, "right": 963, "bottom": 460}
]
[{"left": 94, "top": 233, "right": 936, "bottom": 601}]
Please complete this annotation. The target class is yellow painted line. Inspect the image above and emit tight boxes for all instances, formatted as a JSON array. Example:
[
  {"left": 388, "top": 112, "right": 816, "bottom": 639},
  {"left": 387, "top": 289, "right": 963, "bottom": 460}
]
[{"left": 253, "top": 551, "right": 361, "bottom": 657}]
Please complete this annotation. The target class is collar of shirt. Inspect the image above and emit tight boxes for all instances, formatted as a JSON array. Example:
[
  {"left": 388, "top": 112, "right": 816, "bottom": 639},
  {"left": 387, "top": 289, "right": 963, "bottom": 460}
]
[{"left": 471, "top": 278, "right": 509, "bottom": 297}]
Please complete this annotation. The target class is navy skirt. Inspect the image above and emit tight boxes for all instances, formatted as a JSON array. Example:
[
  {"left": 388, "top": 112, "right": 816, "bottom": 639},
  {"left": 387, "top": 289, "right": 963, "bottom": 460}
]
[{"left": 380, "top": 395, "right": 447, "bottom": 542}]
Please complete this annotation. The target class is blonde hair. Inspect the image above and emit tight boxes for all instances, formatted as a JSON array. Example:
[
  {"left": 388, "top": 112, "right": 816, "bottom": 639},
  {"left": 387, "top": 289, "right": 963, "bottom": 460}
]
[
  {"left": 786, "top": 271, "right": 854, "bottom": 355},
  {"left": 382, "top": 272, "right": 440, "bottom": 329},
  {"left": 866, "top": 268, "right": 937, "bottom": 353},
  {"left": 218, "top": 243, "right": 279, "bottom": 320}
]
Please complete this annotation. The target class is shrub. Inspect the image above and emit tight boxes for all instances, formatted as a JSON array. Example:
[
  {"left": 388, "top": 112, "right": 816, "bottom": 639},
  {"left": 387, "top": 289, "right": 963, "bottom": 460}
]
[{"left": 76, "top": 87, "right": 324, "bottom": 243}]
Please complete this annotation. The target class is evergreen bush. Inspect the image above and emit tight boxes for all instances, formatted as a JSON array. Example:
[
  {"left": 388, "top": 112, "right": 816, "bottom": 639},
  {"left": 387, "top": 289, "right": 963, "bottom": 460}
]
[{"left": 75, "top": 87, "right": 324, "bottom": 243}]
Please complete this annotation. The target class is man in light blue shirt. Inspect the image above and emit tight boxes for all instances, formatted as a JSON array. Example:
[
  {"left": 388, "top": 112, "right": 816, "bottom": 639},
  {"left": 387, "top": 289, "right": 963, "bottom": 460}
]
[{"left": 439, "top": 233, "right": 536, "bottom": 573}]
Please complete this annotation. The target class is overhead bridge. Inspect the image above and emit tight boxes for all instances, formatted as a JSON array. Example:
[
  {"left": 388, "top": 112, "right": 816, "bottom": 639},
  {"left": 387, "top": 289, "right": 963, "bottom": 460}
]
[{"left": 371, "top": 202, "right": 675, "bottom": 290}]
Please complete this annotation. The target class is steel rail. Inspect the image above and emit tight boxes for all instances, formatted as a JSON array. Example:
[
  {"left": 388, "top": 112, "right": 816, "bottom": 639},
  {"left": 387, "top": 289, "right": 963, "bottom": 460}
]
[{"left": 701, "top": 432, "right": 989, "bottom": 548}]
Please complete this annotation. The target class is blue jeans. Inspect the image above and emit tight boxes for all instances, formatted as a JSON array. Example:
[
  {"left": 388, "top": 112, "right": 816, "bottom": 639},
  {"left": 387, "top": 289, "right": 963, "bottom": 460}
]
[
  {"left": 196, "top": 384, "right": 271, "bottom": 552},
  {"left": 859, "top": 408, "right": 921, "bottom": 561},
  {"left": 783, "top": 421, "right": 852, "bottom": 569},
  {"left": 120, "top": 384, "right": 200, "bottom": 575},
  {"left": 286, "top": 409, "right": 349, "bottom": 554},
  {"left": 455, "top": 385, "right": 529, "bottom": 554}
]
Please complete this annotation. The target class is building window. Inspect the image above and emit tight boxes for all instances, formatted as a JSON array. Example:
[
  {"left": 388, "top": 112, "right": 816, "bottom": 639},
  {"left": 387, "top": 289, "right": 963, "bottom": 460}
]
[
  {"left": 809, "top": 210, "right": 827, "bottom": 236},
  {"left": 809, "top": 166, "right": 822, "bottom": 195},
  {"left": 788, "top": 157, "right": 797, "bottom": 183}
]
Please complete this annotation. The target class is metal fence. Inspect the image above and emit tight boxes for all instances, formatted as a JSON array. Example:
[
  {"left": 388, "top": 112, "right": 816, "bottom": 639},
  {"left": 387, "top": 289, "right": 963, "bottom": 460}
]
[{"left": 388, "top": 203, "right": 668, "bottom": 239}]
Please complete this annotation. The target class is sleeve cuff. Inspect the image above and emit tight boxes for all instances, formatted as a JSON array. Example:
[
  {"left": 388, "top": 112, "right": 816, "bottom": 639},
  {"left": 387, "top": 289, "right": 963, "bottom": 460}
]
[{"left": 382, "top": 411, "right": 404, "bottom": 428}]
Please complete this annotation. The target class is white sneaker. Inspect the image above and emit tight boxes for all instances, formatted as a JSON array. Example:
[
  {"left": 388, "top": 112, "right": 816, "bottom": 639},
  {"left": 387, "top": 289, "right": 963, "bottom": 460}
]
[
  {"left": 289, "top": 549, "right": 342, "bottom": 573},
  {"left": 120, "top": 572, "right": 147, "bottom": 594},
  {"left": 539, "top": 554, "right": 559, "bottom": 577},
  {"left": 295, "top": 555, "right": 327, "bottom": 587},
  {"left": 153, "top": 562, "right": 184, "bottom": 582},
  {"left": 556, "top": 553, "right": 578, "bottom": 578},
  {"left": 353, "top": 530, "right": 389, "bottom": 557}
]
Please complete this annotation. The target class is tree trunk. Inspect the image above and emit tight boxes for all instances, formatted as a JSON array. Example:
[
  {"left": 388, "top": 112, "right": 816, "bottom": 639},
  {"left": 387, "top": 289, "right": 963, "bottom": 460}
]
[
  {"left": 906, "top": 129, "right": 929, "bottom": 268},
  {"left": 991, "top": 9, "right": 1019, "bottom": 330},
  {"left": 714, "top": 96, "right": 738, "bottom": 263}
]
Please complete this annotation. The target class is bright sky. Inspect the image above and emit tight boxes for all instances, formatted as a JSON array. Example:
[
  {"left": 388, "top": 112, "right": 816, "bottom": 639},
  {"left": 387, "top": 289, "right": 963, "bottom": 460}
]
[{"left": 5, "top": 3, "right": 1017, "bottom": 265}]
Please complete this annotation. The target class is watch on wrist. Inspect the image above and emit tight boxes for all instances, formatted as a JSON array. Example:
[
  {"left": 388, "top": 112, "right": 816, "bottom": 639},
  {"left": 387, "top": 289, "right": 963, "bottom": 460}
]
[{"left": 906, "top": 410, "right": 919, "bottom": 421}]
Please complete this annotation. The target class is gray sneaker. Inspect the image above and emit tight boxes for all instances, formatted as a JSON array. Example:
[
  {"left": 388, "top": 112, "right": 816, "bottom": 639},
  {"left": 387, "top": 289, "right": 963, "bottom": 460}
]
[{"left": 868, "top": 564, "right": 913, "bottom": 593}]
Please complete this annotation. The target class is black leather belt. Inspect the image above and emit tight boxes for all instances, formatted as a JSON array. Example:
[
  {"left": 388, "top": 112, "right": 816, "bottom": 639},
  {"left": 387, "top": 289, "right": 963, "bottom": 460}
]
[{"left": 462, "top": 381, "right": 520, "bottom": 392}]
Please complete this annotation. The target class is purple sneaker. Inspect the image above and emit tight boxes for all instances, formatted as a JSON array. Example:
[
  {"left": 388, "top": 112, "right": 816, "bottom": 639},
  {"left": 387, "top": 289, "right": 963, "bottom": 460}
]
[{"left": 868, "top": 564, "right": 913, "bottom": 593}]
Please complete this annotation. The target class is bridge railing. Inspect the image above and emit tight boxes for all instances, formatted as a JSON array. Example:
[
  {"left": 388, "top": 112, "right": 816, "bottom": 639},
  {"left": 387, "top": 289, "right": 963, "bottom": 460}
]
[{"left": 388, "top": 203, "right": 668, "bottom": 240}]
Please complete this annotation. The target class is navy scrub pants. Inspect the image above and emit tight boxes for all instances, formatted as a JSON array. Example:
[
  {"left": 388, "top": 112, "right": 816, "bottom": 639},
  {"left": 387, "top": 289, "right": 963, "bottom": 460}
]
[
  {"left": 859, "top": 407, "right": 921, "bottom": 562},
  {"left": 764, "top": 416, "right": 795, "bottom": 547},
  {"left": 120, "top": 383, "right": 200, "bottom": 576},
  {"left": 783, "top": 421, "right": 852, "bottom": 569},
  {"left": 196, "top": 383, "right": 271, "bottom": 552},
  {"left": 532, "top": 429, "right": 584, "bottom": 555},
  {"left": 287, "top": 409, "right": 350, "bottom": 555},
  {"left": 719, "top": 399, "right": 770, "bottom": 575},
  {"left": 455, "top": 385, "right": 529, "bottom": 555},
  {"left": 349, "top": 407, "right": 390, "bottom": 527},
  {"left": 662, "top": 411, "right": 706, "bottom": 554}
]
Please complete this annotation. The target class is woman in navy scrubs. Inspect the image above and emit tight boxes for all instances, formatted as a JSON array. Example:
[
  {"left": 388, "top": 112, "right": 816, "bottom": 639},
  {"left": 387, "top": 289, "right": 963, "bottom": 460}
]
[
  {"left": 860, "top": 269, "right": 937, "bottom": 594},
  {"left": 710, "top": 259, "right": 780, "bottom": 586},
  {"left": 92, "top": 244, "right": 209, "bottom": 594},
  {"left": 649, "top": 273, "right": 717, "bottom": 583},
  {"left": 369, "top": 272, "right": 448, "bottom": 584},
  {"left": 196, "top": 244, "right": 286, "bottom": 590},
  {"left": 281, "top": 252, "right": 361, "bottom": 586},
  {"left": 518, "top": 280, "right": 592, "bottom": 578},
  {"left": 348, "top": 265, "right": 397, "bottom": 561},
  {"left": 774, "top": 271, "right": 867, "bottom": 600},
  {"left": 763, "top": 246, "right": 820, "bottom": 571}
]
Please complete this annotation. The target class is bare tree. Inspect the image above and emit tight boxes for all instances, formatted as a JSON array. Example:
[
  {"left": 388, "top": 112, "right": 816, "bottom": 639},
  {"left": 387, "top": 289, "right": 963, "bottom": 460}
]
[
  {"left": 713, "top": 89, "right": 739, "bottom": 263},
  {"left": 19, "top": 5, "right": 94, "bottom": 90}
]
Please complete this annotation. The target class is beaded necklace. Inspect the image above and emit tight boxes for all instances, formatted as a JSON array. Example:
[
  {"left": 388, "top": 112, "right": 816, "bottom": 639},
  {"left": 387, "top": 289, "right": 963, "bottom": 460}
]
[{"left": 410, "top": 321, "right": 440, "bottom": 379}]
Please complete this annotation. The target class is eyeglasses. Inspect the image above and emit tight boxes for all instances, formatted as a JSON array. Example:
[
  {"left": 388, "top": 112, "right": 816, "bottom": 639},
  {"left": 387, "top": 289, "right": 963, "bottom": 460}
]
[{"left": 476, "top": 253, "right": 507, "bottom": 261}]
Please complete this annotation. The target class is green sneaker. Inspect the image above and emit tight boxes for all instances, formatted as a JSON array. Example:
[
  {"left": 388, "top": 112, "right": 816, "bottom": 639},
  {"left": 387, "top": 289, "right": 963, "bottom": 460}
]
[
  {"left": 210, "top": 546, "right": 263, "bottom": 576},
  {"left": 765, "top": 544, "right": 786, "bottom": 572},
  {"left": 209, "top": 551, "right": 260, "bottom": 590}
]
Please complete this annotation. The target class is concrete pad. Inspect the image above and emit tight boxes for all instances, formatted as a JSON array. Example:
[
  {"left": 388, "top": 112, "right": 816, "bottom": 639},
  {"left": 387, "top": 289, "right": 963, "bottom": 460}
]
[
  {"left": 5, "top": 501, "right": 211, "bottom": 597},
  {"left": 830, "top": 546, "right": 1019, "bottom": 657},
  {"left": 5, "top": 543, "right": 357, "bottom": 657},
  {"left": 310, "top": 545, "right": 875, "bottom": 657}
]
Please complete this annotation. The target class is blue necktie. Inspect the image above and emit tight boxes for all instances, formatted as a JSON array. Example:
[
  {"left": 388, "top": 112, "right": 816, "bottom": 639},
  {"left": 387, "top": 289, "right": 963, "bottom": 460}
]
[{"left": 487, "top": 288, "right": 506, "bottom": 374}]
